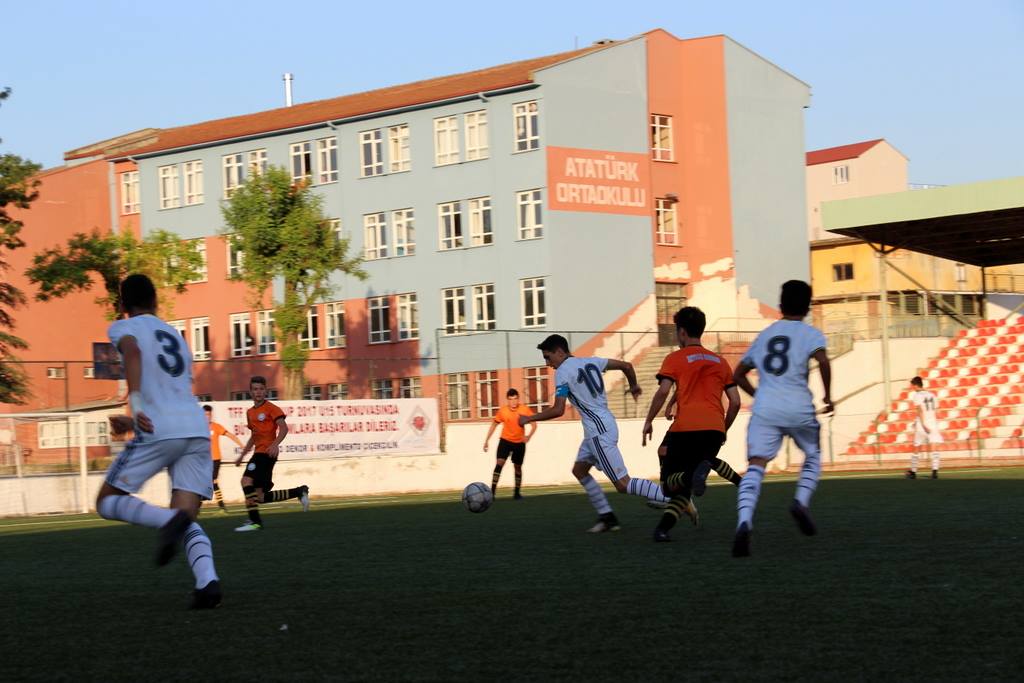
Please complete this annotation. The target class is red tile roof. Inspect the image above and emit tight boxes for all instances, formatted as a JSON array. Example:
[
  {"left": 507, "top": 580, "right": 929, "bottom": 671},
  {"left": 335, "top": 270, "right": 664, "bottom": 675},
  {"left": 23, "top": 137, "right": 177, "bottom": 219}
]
[
  {"left": 90, "top": 45, "right": 610, "bottom": 160},
  {"left": 806, "top": 139, "right": 884, "bottom": 166}
]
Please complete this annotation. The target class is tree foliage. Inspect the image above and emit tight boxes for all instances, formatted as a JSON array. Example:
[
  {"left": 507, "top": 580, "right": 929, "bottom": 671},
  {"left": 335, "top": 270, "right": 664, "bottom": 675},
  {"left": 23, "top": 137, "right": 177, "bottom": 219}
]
[{"left": 222, "top": 166, "right": 365, "bottom": 398}]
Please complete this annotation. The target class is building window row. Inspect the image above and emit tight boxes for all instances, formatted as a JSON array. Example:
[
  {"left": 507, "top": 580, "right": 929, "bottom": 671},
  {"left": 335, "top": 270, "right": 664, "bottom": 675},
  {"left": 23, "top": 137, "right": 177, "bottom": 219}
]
[{"left": 446, "top": 367, "right": 549, "bottom": 420}]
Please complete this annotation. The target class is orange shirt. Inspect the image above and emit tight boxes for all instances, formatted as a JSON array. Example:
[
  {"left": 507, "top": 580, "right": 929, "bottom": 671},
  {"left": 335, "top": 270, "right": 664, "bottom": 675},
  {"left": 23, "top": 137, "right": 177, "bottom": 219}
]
[
  {"left": 494, "top": 405, "right": 535, "bottom": 443},
  {"left": 246, "top": 401, "right": 286, "bottom": 453},
  {"left": 209, "top": 422, "right": 229, "bottom": 461},
  {"left": 657, "top": 346, "right": 735, "bottom": 433}
]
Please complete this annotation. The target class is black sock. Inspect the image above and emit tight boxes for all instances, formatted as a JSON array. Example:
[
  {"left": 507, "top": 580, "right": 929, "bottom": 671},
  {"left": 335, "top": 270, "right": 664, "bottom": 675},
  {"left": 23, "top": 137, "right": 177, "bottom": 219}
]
[
  {"left": 712, "top": 458, "right": 742, "bottom": 486},
  {"left": 514, "top": 471, "right": 522, "bottom": 494},
  {"left": 492, "top": 464, "right": 503, "bottom": 491},
  {"left": 243, "top": 485, "right": 262, "bottom": 524},
  {"left": 266, "top": 487, "right": 304, "bottom": 503}
]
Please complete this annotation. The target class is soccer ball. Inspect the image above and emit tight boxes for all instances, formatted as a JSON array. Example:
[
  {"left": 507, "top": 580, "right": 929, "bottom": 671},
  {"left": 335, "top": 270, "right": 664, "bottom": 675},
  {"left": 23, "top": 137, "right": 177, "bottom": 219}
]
[{"left": 462, "top": 482, "right": 493, "bottom": 513}]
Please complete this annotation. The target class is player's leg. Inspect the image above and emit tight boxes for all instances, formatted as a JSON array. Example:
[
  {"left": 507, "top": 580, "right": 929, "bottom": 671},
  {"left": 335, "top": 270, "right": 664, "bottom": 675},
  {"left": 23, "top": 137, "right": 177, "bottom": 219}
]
[
  {"left": 710, "top": 457, "right": 742, "bottom": 486},
  {"left": 237, "top": 454, "right": 268, "bottom": 531},
  {"left": 511, "top": 443, "right": 525, "bottom": 499},
  {"left": 788, "top": 423, "right": 822, "bottom": 536},
  {"left": 211, "top": 460, "right": 226, "bottom": 511},
  {"left": 909, "top": 428, "right": 925, "bottom": 478},
  {"left": 168, "top": 440, "right": 221, "bottom": 608},
  {"left": 493, "top": 439, "right": 510, "bottom": 493},
  {"left": 653, "top": 440, "right": 700, "bottom": 541},
  {"left": 573, "top": 444, "right": 618, "bottom": 532},
  {"left": 927, "top": 432, "right": 941, "bottom": 478},
  {"left": 733, "top": 417, "right": 783, "bottom": 557},
  {"left": 592, "top": 434, "right": 667, "bottom": 504}
]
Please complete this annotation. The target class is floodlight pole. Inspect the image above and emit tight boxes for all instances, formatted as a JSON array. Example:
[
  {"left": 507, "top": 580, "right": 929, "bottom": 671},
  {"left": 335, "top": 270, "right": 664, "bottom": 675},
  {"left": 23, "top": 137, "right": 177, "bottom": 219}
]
[{"left": 875, "top": 245, "right": 897, "bottom": 406}]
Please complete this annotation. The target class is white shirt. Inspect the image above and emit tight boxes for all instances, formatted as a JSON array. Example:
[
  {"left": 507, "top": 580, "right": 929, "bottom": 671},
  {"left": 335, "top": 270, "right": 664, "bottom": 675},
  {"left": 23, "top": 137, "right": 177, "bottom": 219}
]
[
  {"left": 108, "top": 314, "right": 208, "bottom": 442},
  {"left": 912, "top": 390, "right": 939, "bottom": 428},
  {"left": 741, "top": 319, "right": 827, "bottom": 427},
  {"left": 555, "top": 356, "right": 616, "bottom": 438}
]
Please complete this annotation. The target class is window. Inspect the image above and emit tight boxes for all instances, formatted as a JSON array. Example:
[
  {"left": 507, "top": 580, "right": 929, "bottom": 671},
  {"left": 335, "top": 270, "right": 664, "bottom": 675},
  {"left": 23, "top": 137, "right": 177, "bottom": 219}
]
[
  {"left": 397, "top": 293, "right": 419, "bottom": 340},
  {"left": 324, "top": 218, "right": 343, "bottom": 244},
  {"left": 833, "top": 165, "right": 850, "bottom": 184},
  {"left": 464, "top": 110, "right": 489, "bottom": 161},
  {"left": 472, "top": 284, "right": 495, "bottom": 331},
  {"left": 266, "top": 389, "right": 279, "bottom": 400},
  {"left": 521, "top": 277, "right": 546, "bottom": 328},
  {"left": 392, "top": 209, "right": 415, "bottom": 256},
  {"left": 317, "top": 137, "right": 338, "bottom": 183},
  {"left": 188, "top": 239, "right": 208, "bottom": 283},
  {"left": 257, "top": 310, "right": 276, "bottom": 354},
  {"left": 120, "top": 171, "right": 139, "bottom": 214},
  {"left": 364, "top": 212, "right": 388, "bottom": 260},
  {"left": 446, "top": 373, "right": 471, "bottom": 419},
  {"left": 183, "top": 160, "right": 203, "bottom": 205},
  {"left": 651, "top": 114, "right": 674, "bottom": 161},
  {"left": 369, "top": 296, "right": 391, "bottom": 343},
  {"left": 388, "top": 125, "right": 411, "bottom": 173},
  {"left": 168, "top": 319, "right": 187, "bottom": 338},
  {"left": 656, "top": 198, "right": 678, "bottom": 245},
  {"left": 303, "top": 385, "right": 323, "bottom": 401},
  {"left": 223, "top": 154, "right": 244, "bottom": 198},
  {"left": 372, "top": 379, "right": 394, "bottom": 399},
  {"left": 190, "top": 317, "right": 210, "bottom": 361},
  {"left": 300, "top": 306, "right": 319, "bottom": 350},
  {"left": 159, "top": 164, "right": 180, "bottom": 209},
  {"left": 477, "top": 371, "right": 499, "bottom": 418},
  {"left": 328, "top": 383, "right": 348, "bottom": 400},
  {"left": 227, "top": 237, "right": 244, "bottom": 277},
  {"left": 513, "top": 101, "right": 539, "bottom": 152},
  {"left": 230, "top": 313, "right": 252, "bottom": 357},
  {"left": 524, "top": 366, "right": 549, "bottom": 411},
  {"left": 195, "top": 393, "right": 212, "bottom": 402},
  {"left": 442, "top": 287, "right": 467, "bottom": 335},
  {"left": 517, "top": 189, "right": 543, "bottom": 239},
  {"left": 832, "top": 263, "right": 854, "bottom": 281},
  {"left": 38, "top": 420, "right": 109, "bottom": 448},
  {"left": 438, "top": 202, "right": 463, "bottom": 250},
  {"left": 325, "top": 302, "right": 346, "bottom": 348},
  {"left": 46, "top": 367, "right": 65, "bottom": 379},
  {"left": 434, "top": 116, "right": 459, "bottom": 165},
  {"left": 291, "top": 141, "right": 312, "bottom": 182},
  {"left": 399, "top": 377, "right": 422, "bottom": 398},
  {"left": 247, "top": 149, "right": 267, "bottom": 176},
  {"left": 83, "top": 366, "right": 95, "bottom": 378},
  {"left": 231, "top": 390, "right": 251, "bottom": 401},
  {"left": 467, "top": 197, "right": 493, "bottom": 246},
  {"left": 360, "top": 130, "right": 384, "bottom": 177}
]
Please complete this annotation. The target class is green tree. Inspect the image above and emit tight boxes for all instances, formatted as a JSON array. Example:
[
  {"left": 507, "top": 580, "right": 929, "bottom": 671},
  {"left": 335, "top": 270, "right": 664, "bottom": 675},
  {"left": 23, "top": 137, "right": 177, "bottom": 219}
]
[
  {"left": 26, "top": 229, "right": 205, "bottom": 320},
  {"left": 0, "top": 87, "right": 41, "bottom": 403},
  {"left": 222, "top": 166, "right": 365, "bottom": 399}
]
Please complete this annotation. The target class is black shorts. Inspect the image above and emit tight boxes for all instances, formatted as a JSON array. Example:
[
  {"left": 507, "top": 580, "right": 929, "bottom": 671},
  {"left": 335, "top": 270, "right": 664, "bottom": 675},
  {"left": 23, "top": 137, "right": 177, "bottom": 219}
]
[
  {"left": 211, "top": 460, "right": 221, "bottom": 482},
  {"left": 660, "top": 430, "right": 725, "bottom": 495},
  {"left": 496, "top": 438, "right": 527, "bottom": 465},
  {"left": 244, "top": 452, "right": 276, "bottom": 493}
]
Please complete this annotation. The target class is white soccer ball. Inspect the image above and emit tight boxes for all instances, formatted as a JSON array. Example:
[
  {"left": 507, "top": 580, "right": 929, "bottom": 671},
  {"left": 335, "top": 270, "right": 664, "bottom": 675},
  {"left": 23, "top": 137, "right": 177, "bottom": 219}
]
[{"left": 462, "top": 482, "right": 493, "bottom": 513}]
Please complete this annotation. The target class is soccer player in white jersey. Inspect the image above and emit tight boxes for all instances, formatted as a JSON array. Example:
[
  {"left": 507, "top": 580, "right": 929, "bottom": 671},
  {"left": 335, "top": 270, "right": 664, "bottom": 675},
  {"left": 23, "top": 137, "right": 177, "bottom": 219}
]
[
  {"left": 731, "top": 280, "right": 833, "bottom": 558},
  {"left": 95, "top": 274, "right": 222, "bottom": 608},
  {"left": 907, "top": 376, "right": 942, "bottom": 479},
  {"left": 519, "top": 334, "right": 670, "bottom": 533}
]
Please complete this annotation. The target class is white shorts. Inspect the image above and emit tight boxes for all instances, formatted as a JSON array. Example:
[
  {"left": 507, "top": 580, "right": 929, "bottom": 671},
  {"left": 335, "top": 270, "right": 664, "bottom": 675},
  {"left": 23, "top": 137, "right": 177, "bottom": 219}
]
[
  {"left": 576, "top": 433, "right": 628, "bottom": 481},
  {"left": 104, "top": 437, "right": 214, "bottom": 500},
  {"left": 914, "top": 424, "right": 944, "bottom": 446},
  {"left": 747, "top": 415, "right": 821, "bottom": 462}
]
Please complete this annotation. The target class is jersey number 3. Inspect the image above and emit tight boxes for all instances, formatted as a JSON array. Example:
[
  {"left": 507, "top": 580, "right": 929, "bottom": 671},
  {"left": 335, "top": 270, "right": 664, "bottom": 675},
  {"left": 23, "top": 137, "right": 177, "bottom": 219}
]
[
  {"left": 577, "top": 363, "right": 605, "bottom": 398},
  {"left": 155, "top": 330, "right": 185, "bottom": 377},
  {"left": 762, "top": 336, "right": 790, "bottom": 377}
]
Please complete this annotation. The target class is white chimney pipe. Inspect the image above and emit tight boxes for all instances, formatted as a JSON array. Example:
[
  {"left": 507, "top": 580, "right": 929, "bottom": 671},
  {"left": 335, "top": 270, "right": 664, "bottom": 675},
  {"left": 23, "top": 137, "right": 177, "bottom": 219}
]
[{"left": 283, "top": 73, "right": 294, "bottom": 107}]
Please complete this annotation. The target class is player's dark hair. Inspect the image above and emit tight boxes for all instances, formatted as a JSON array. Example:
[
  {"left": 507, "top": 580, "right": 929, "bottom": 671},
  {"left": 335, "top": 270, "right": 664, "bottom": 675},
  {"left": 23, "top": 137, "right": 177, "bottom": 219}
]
[
  {"left": 119, "top": 273, "right": 156, "bottom": 312},
  {"left": 250, "top": 375, "right": 267, "bottom": 387},
  {"left": 203, "top": 405, "right": 213, "bottom": 412},
  {"left": 506, "top": 388, "right": 519, "bottom": 398},
  {"left": 780, "top": 280, "right": 812, "bottom": 316},
  {"left": 673, "top": 306, "right": 706, "bottom": 338},
  {"left": 911, "top": 376, "right": 923, "bottom": 387},
  {"left": 537, "top": 334, "right": 570, "bottom": 354}
]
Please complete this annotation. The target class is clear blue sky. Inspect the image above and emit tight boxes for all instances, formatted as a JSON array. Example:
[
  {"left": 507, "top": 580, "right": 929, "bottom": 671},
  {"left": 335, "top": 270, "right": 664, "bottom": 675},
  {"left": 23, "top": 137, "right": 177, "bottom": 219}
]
[{"left": 1, "top": 0, "right": 1021, "bottom": 185}]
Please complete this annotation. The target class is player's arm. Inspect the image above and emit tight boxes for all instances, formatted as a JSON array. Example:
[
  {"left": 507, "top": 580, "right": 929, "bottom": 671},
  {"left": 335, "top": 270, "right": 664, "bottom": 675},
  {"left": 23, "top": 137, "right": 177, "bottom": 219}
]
[
  {"left": 524, "top": 421, "right": 537, "bottom": 442},
  {"left": 812, "top": 349, "right": 834, "bottom": 414},
  {"left": 664, "top": 387, "right": 678, "bottom": 420},
  {"left": 236, "top": 434, "right": 255, "bottom": 465},
  {"left": 520, "top": 396, "right": 567, "bottom": 425},
  {"left": 482, "top": 420, "right": 499, "bottom": 451},
  {"left": 642, "top": 378, "right": 674, "bottom": 446},
  {"left": 606, "top": 358, "right": 641, "bottom": 400},
  {"left": 724, "top": 385, "right": 741, "bottom": 432},
  {"left": 915, "top": 403, "right": 931, "bottom": 433},
  {"left": 117, "top": 335, "right": 153, "bottom": 433},
  {"left": 228, "top": 432, "right": 245, "bottom": 448},
  {"left": 267, "top": 417, "right": 288, "bottom": 458},
  {"left": 734, "top": 361, "right": 757, "bottom": 398}
]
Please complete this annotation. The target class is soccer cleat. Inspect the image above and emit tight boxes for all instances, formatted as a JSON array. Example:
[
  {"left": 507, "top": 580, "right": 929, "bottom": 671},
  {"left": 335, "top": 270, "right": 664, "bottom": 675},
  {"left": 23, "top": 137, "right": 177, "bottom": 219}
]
[
  {"left": 732, "top": 523, "right": 752, "bottom": 557},
  {"left": 691, "top": 460, "right": 713, "bottom": 497},
  {"left": 931, "top": 470, "right": 938, "bottom": 479},
  {"left": 299, "top": 485, "right": 310, "bottom": 512},
  {"left": 234, "top": 522, "right": 262, "bottom": 532},
  {"left": 156, "top": 510, "right": 192, "bottom": 567},
  {"left": 190, "top": 580, "right": 222, "bottom": 609},
  {"left": 789, "top": 500, "right": 817, "bottom": 536},
  {"left": 653, "top": 529, "right": 672, "bottom": 543},
  {"left": 683, "top": 499, "right": 700, "bottom": 527},
  {"left": 905, "top": 470, "right": 917, "bottom": 479},
  {"left": 646, "top": 499, "right": 669, "bottom": 510},
  {"left": 587, "top": 512, "right": 621, "bottom": 533},
  {"left": 513, "top": 491, "right": 524, "bottom": 500}
]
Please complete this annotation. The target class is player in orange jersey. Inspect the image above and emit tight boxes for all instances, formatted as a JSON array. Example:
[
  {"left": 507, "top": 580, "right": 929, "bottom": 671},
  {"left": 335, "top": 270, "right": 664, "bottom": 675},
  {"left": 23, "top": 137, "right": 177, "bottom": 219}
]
[
  {"left": 482, "top": 389, "right": 537, "bottom": 499},
  {"left": 203, "top": 405, "right": 243, "bottom": 512}
]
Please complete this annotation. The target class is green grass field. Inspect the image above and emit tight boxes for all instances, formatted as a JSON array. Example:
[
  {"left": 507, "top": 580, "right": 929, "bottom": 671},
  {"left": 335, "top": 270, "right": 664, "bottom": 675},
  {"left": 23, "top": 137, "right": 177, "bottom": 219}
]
[{"left": 2, "top": 468, "right": 1022, "bottom": 681}]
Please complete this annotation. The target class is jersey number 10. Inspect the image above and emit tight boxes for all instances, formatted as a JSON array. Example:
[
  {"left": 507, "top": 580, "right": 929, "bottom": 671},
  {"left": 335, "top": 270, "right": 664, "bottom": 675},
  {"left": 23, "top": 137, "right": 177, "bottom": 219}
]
[{"left": 577, "top": 363, "right": 605, "bottom": 398}]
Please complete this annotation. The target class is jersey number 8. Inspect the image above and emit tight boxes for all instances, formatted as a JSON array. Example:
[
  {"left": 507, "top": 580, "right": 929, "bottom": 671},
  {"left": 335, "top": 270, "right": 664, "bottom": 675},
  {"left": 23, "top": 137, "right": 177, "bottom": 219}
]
[{"left": 762, "top": 335, "right": 790, "bottom": 377}]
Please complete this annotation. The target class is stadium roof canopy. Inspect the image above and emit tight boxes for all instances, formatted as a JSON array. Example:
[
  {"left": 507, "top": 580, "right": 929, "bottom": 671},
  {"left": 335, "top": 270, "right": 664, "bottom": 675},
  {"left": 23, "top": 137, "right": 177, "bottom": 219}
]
[{"left": 824, "top": 177, "right": 1024, "bottom": 268}]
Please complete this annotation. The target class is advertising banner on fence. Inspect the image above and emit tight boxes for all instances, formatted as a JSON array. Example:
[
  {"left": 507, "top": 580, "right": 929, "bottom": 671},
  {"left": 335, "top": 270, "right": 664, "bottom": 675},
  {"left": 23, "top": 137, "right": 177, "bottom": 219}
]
[
  {"left": 547, "top": 146, "right": 651, "bottom": 216},
  {"left": 209, "top": 399, "right": 439, "bottom": 460}
]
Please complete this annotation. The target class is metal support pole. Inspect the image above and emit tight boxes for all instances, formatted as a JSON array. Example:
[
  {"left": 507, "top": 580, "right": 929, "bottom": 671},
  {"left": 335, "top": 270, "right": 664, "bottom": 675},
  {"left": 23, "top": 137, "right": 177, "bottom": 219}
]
[
  {"left": 981, "top": 266, "right": 988, "bottom": 320},
  {"left": 435, "top": 328, "right": 446, "bottom": 453},
  {"left": 878, "top": 249, "right": 893, "bottom": 406},
  {"left": 78, "top": 415, "right": 89, "bottom": 513}
]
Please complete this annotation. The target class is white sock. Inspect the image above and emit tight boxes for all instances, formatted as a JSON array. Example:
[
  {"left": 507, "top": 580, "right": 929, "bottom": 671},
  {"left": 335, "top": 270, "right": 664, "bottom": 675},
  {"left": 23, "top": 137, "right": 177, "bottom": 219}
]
[
  {"left": 626, "top": 477, "right": 669, "bottom": 503},
  {"left": 184, "top": 522, "right": 219, "bottom": 589},
  {"left": 737, "top": 465, "right": 765, "bottom": 529},
  {"left": 97, "top": 495, "right": 176, "bottom": 529},
  {"left": 931, "top": 452, "right": 939, "bottom": 472},
  {"left": 579, "top": 475, "right": 612, "bottom": 515},
  {"left": 794, "top": 448, "right": 821, "bottom": 507},
  {"left": 910, "top": 453, "right": 918, "bottom": 473}
]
